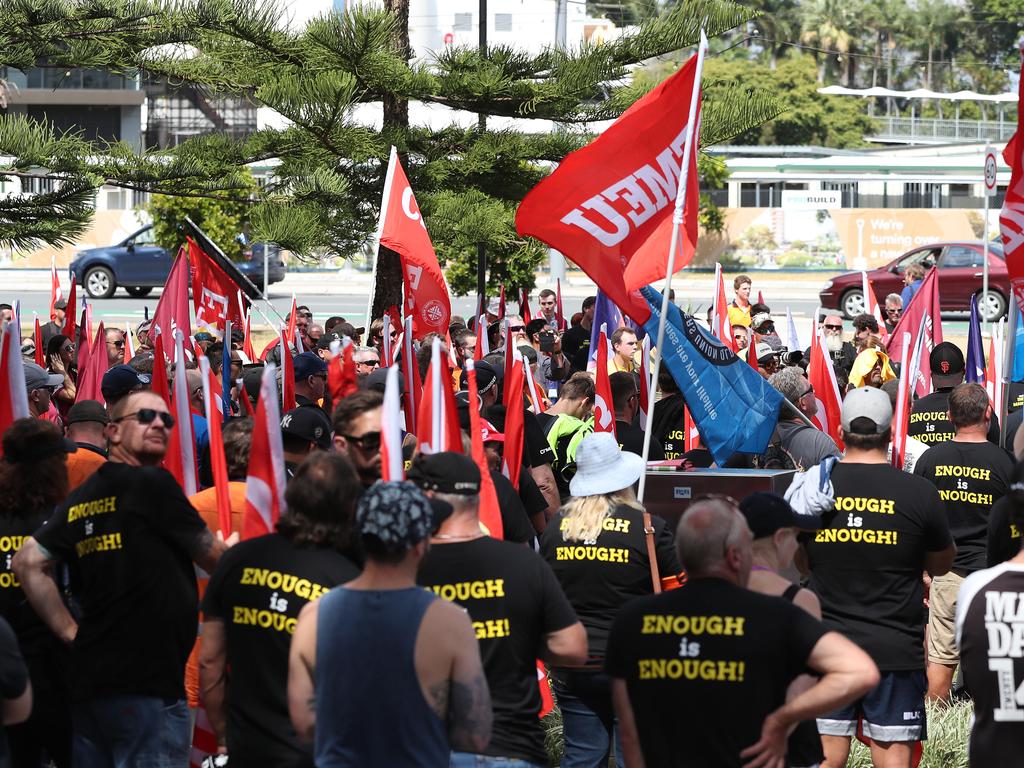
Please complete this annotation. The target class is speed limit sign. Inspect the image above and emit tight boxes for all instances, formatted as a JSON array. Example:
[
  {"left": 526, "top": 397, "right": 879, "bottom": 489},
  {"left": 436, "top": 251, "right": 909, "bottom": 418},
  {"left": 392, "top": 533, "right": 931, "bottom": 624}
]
[{"left": 984, "top": 149, "right": 998, "bottom": 197}]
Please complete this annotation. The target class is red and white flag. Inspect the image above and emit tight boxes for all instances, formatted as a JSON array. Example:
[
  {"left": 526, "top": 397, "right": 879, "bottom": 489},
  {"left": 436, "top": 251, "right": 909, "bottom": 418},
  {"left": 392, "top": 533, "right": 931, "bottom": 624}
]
[
  {"left": 123, "top": 323, "right": 135, "bottom": 363},
  {"left": 199, "top": 357, "right": 233, "bottom": 535},
  {"left": 465, "top": 360, "right": 503, "bottom": 538},
  {"left": 377, "top": 147, "right": 451, "bottom": 338},
  {"left": 328, "top": 341, "right": 358, "bottom": 404},
  {"left": 0, "top": 322, "right": 30, "bottom": 456},
  {"left": 891, "top": 331, "right": 914, "bottom": 469},
  {"left": 985, "top": 325, "right": 1004, "bottom": 408},
  {"left": 381, "top": 365, "right": 405, "bottom": 481},
  {"left": 76, "top": 323, "right": 107, "bottom": 404},
  {"left": 242, "top": 307, "right": 256, "bottom": 362},
  {"left": 638, "top": 336, "right": 651, "bottom": 424},
  {"left": 593, "top": 325, "right": 617, "bottom": 436},
  {"left": 381, "top": 312, "right": 395, "bottom": 367},
  {"left": 1002, "top": 42, "right": 1024, "bottom": 313},
  {"left": 862, "top": 272, "right": 888, "bottom": 342},
  {"left": 555, "top": 279, "right": 566, "bottom": 331},
  {"left": 807, "top": 326, "right": 844, "bottom": 450},
  {"left": 285, "top": 295, "right": 298, "bottom": 348},
  {"left": 152, "top": 247, "right": 192, "bottom": 350},
  {"left": 520, "top": 290, "right": 532, "bottom": 324},
  {"left": 243, "top": 364, "right": 287, "bottom": 540},
  {"left": 523, "top": 356, "right": 547, "bottom": 414},
  {"left": 189, "top": 238, "right": 244, "bottom": 336},
  {"left": 886, "top": 267, "right": 942, "bottom": 397},
  {"left": 710, "top": 263, "right": 735, "bottom": 350},
  {"left": 400, "top": 316, "right": 422, "bottom": 432},
  {"left": 171, "top": 331, "right": 198, "bottom": 496},
  {"left": 49, "top": 256, "right": 63, "bottom": 321},
  {"left": 502, "top": 350, "right": 525, "bottom": 489},
  {"left": 416, "top": 338, "right": 462, "bottom": 455},
  {"left": 280, "top": 329, "right": 296, "bottom": 411},
  {"left": 515, "top": 42, "right": 706, "bottom": 326}
]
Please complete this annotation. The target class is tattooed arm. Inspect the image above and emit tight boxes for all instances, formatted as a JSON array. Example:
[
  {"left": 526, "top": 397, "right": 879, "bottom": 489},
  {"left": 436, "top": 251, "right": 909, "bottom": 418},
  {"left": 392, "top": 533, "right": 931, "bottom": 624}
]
[
  {"left": 190, "top": 527, "right": 230, "bottom": 575},
  {"left": 288, "top": 601, "right": 319, "bottom": 742},
  {"left": 445, "top": 608, "right": 492, "bottom": 753}
]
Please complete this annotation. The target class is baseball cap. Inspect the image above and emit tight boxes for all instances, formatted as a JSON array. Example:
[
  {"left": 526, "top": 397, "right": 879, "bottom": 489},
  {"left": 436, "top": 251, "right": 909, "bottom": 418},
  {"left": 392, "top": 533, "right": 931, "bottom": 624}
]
[
  {"left": 101, "top": 364, "right": 151, "bottom": 403},
  {"left": 281, "top": 407, "right": 332, "bottom": 450},
  {"left": 751, "top": 312, "right": 774, "bottom": 332},
  {"left": 66, "top": 400, "right": 109, "bottom": 426},
  {"left": 408, "top": 452, "right": 482, "bottom": 495},
  {"left": 356, "top": 481, "right": 452, "bottom": 552},
  {"left": 21, "top": 339, "right": 36, "bottom": 358},
  {"left": 461, "top": 360, "right": 498, "bottom": 395},
  {"left": 316, "top": 332, "right": 341, "bottom": 351},
  {"left": 841, "top": 386, "right": 893, "bottom": 435},
  {"left": 194, "top": 331, "right": 216, "bottom": 343},
  {"left": 293, "top": 351, "right": 327, "bottom": 380},
  {"left": 364, "top": 366, "right": 404, "bottom": 394},
  {"left": 53, "top": 299, "right": 67, "bottom": 310},
  {"left": 930, "top": 341, "right": 965, "bottom": 377},
  {"left": 24, "top": 362, "right": 64, "bottom": 391},
  {"left": 336, "top": 321, "right": 365, "bottom": 338},
  {"left": 480, "top": 420, "right": 504, "bottom": 443},
  {"left": 755, "top": 343, "right": 777, "bottom": 364},
  {"left": 740, "top": 492, "right": 817, "bottom": 538}
]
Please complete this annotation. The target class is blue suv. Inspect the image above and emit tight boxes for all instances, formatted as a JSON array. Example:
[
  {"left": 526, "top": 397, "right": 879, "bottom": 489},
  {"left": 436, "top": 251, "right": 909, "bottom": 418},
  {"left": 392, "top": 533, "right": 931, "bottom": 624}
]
[{"left": 69, "top": 225, "right": 287, "bottom": 299}]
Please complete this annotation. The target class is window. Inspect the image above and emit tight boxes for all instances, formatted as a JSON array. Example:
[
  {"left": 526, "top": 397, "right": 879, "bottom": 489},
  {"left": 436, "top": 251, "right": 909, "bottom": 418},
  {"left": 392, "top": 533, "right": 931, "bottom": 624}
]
[
  {"left": 896, "top": 247, "right": 941, "bottom": 272},
  {"left": 134, "top": 226, "right": 156, "bottom": 245},
  {"left": 495, "top": 13, "right": 512, "bottom": 31},
  {"left": 941, "top": 245, "right": 982, "bottom": 269},
  {"left": 453, "top": 13, "right": 472, "bottom": 31},
  {"left": 103, "top": 186, "right": 129, "bottom": 210}
]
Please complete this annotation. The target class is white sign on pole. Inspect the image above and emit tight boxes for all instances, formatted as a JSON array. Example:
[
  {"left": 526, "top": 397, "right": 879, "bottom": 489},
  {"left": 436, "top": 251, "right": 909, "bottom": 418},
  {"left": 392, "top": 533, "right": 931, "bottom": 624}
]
[{"left": 984, "top": 149, "right": 998, "bottom": 197}]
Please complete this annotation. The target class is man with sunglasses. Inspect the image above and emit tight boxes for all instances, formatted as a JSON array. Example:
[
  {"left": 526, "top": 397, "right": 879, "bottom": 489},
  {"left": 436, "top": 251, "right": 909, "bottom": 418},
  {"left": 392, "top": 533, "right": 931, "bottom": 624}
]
[
  {"left": 883, "top": 294, "right": 903, "bottom": 335},
  {"left": 292, "top": 352, "right": 329, "bottom": 413},
  {"left": 820, "top": 314, "right": 857, "bottom": 376},
  {"left": 332, "top": 390, "right": 384, "bottom": 488},
  {"left": 14, "top": 390, "right": 230, "bottom": 767},
  {"left": 765, "top": 367, "right": 840, "bottom": 470},
  {"left": 353, "top": 347, "right": 381, "bottom": 379},
  {"left": 104, "top": 328, "right": 126, "bottom": 369},
  {"left": 23, "top": 363, "right": 65, "bottom": 420}
]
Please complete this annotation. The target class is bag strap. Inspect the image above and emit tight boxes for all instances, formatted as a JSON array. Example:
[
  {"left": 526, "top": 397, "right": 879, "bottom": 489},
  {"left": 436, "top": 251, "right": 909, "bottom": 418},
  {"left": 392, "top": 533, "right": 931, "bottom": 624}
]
[{"left": 643, "top": 510, "right": 662, "bottom": 594}]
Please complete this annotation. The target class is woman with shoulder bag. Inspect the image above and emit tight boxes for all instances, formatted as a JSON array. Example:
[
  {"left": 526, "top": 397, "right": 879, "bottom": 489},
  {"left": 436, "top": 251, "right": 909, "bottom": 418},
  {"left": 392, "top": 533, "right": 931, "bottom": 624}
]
[{"left": 540, "top": 432, "right": 682, "bottom": 767}]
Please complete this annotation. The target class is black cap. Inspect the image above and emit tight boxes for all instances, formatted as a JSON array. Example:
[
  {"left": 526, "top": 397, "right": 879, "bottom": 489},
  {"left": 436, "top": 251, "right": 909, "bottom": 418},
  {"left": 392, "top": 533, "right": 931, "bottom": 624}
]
[
  {"left": 66, "top": 400, "right": 109, "bottom": 426},
  {"left": 930, "top": 342, "right": 965, "bottom": 377},
  {"left": 53, "top": 299, "right": 67, "bottom": 310},
  {"left": 316, "top": 332, "right": 341, "bottom": 351},
  {"left": 739, "top": 492, "right": 818, "bottom": 538},
  {"left": 194, "top": 331, "right": 215, "bottom": 342},
  {"left": 281, "top": 407, "right": 332, "bottom": 450},
  {"left": 408, "top": 452, "right": 482, "bottom": 495},
  {"left": 101, "top": 364, "right": 151, "bottom": 402},
  {"left": 460, "top": 360, "right": 498, "bottom": 395},
  {"left": 364, "top": 366, "right": 404, "bottom": 394}
]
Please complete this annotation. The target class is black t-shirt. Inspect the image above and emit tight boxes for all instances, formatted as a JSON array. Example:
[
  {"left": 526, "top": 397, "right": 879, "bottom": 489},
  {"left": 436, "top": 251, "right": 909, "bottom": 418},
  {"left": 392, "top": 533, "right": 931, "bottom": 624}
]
[
  {"left": 956, "top": 563, "right": 1024, "bottom": 767},
  {"left": 803, "top": 462, "right": 952, "bottom": 671},
  {"left": 616, "top": 420, "right": 664, "bottom": 461},
  {"left": 490, "top": 470, "right": 536, "bottom": 544},
  {"left": 914, "top": 441, "right": 1014, "bottom": 572},
  {"left": 0, "top": 506, "right": 56, "bottom": 652},
  {"left": 523, "top": 410, "right": 554, "bottom": 467},
  {"left": 908, "top": 389, "right": 1001, "bottom": 445},
  {"left": 0, "top": 616, "right": 28, "bottom": 768},
  {"left": 34, "top": 462, "right": 211, "bottom": 700},
  {"left": 203, "top": 533, "right": 358, "bottom": 767},
  {"left": 986, "top": 496, "right": 1023, "bottom": 567},
  {"left": 1007, "top": 381, "right": 1024, "bottom": 413},
  {"left": 562, "top": 324, "right": 591, "bottom": 369},
  {"left": 539, "top": 504, "right": 680, "bottom": 662},
  {"left": 651, "top": 393, "right": 686, "bottom": 460},
  {"left": 605, "top": 578, "right": 825, "bottom": 768},
  {"left": 418, "top": 537, "right": 577, "bottom": 763}
]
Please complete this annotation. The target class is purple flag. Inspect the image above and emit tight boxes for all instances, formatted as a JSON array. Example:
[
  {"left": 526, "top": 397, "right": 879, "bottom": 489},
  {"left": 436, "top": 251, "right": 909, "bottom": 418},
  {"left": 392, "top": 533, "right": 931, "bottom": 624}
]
[
  {"left": 965, "top": 294, "right": 986, "bottom": 383},
  {"left": 588, "top": 290, "right": 623, "bottom": 365}
]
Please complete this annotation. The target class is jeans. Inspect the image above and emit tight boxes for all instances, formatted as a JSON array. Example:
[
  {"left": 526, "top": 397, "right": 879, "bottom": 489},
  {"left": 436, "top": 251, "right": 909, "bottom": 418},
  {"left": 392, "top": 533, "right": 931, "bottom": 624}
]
[
  {"left": 72, "top": 695, "right": 191, "bottom": 768},
  {"left": 450, "top": 754, "right": 545, "bottom": 768},
  {"left": 552, "top": 669, "right": 624, "bottom": 768}
]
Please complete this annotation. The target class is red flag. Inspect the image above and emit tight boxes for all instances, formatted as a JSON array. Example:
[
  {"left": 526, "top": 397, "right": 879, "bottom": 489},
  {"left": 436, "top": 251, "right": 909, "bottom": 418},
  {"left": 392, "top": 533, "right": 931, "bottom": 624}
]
[
  {"left": 807, "top": 327, "right": 844, "bottom": 450},
  {"left": 377, "top": 147, "right": 451, "bottom": 337},
  {"left": 285, "top": 296, "right": 298, "bottom": 347},
  {"left": 757, "top": 290, "right": 765, "bottom": 306},
  {"left": 189, "top": 707, "right": 219, "bottom": 768},
  {"left": 328, "top": 342, "right": 358, "bottom": 403},
  {"left": 555, "top": 279, "right": 565, "bottom": 331},
  {"left": 862, "top": 272, "right": 888, "bottom": 342},
  {"left": 152, "top": 247, "right": 192, "bottom": 347},
  {"left": 683, "top": 405, "right": 699, "bottom": 451},
  {"left": 76, "top": 323, "right": 107, "bottom": 404},
  {"left": 985, "top": 333, "right": 1003, "bottom": 407},
  {"left": 200, "top": 358, "right": 233, "bottom": 535},
  {"left": 0, "top": 322, "right": 30, "bottom": 456},
  {"left": 502, "top": 352, "right": 525, "bottom": 489},
  {"left": 244, "top": 364, "right": 287, "bottom": 540},
  {"left": 381, "top": 365, "right": 405, "bottom": 481},
  {"left": 169, "top": 332, "right": 198, "bottom": 496},
  {"left": 466, "top": 360, "right": 503, "bottom": 538},
  {"left": 891, "top": 331, "right": 914, "bottom": 469},
  {"left": 151, "top": 334, "right": 172, "bottom": 407},
  {"left": 520, "top": 290, "right": 532, "bottom": 324},
  {"left": 497, "top": 286, "right": 506, "bottom": 319},
  {"left": 637, "top": 336, "right": 651, "bottom": 423},
  {"left": 381, "top": 313, "right": 395, "bottom": 367},
  {"left": 473, "top": 314, "right": 489, "bottom": 360},
  {"left": 593, "top": 326, "right": 617, "bottom": 437},
  {"left": 123, "top": 323, "right": 135, "bottom": 364},
  {"left": 50, "top": 257, "right": 63, "bottom": 321},
  {"left": 400, "top": 316, "right": 422, "bottom": 433},
  {"left": 242, "top": 310, "right": 256, "bottom": 362},
  {"left": 523, "top": 356, "right": 547, "bottom": 414},
  {"left": 189, "top": 238, "right": 244, "bottom": 335},
  {"left": 746, "top": 331, "right": 758, "bottom": 369},
  {"left": 62, "top": 276, "right": 77, "bottom": 340},
  {"left": 515, "top": 50, "right": 705, "bottom": 325},
  {"left": 280, "top": 330, "right": 296, "bottom": 411},
  {"left": 416, "top": 339, "right": 462, "bottom": 455},
  {"left": 886, "top": 267, "right": 942, "bottom": 397},
  {"left": 711, "top": 263, "right": 736, "bottom": 351},
  {"left": 33, "top": 318, "right": 44, "bottom": 367},
  {"left": 537, "top": 662, "right": 555, "bottom": 719},
  {"left": 1002, "top": 43, "right": 1024, "bottom": 312}
]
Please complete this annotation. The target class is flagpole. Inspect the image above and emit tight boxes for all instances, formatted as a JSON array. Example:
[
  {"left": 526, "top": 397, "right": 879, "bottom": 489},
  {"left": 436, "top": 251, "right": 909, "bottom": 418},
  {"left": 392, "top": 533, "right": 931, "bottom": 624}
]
[
  {"left": 1000, "top": 306, "right": 1018, "bottom": 448},
  {"left": 637, "top": 30, "right": 707, "bottom": 504},
  {"left": 366, "top": 146, "right": 399, "bottom": 327}
]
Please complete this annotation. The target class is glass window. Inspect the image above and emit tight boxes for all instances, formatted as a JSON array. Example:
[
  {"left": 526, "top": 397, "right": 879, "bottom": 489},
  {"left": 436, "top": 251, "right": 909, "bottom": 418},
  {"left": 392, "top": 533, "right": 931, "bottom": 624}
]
[
  {"left": 941, "top": 245, "right": 982, "bottom": 269},
  {"left": 495, "top": 13, "right": 512, "bottom": 31},
  {"left": 453, "top": 13, "right": 472, "bottom": 31},
  {"left": 896, "top": 247, "right": 940, "bottom": 272}
]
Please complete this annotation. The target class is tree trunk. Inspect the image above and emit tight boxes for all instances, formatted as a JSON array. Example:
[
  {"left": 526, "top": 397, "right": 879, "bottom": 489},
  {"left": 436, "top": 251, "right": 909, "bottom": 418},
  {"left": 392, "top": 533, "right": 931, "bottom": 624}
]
[{"left": 373, "top": 0, "right": 411, "bottom": 322}]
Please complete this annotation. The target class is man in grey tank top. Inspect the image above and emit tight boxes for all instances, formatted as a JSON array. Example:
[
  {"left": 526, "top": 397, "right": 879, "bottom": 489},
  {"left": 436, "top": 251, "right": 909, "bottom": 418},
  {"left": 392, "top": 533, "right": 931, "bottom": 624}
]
[{"left": 288, "top": 481, "right": 492, "bottom": 767}]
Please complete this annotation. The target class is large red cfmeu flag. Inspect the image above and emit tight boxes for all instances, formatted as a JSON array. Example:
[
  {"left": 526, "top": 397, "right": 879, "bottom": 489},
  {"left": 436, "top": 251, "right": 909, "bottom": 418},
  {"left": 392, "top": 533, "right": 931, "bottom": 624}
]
[
  {"left": 807, "top": 326, "right": 844, "bottom": 450},
  {"left": 886, "top": 267, "right": 942, "bottom": 397},
  {"left": 244, "top": 364, "right": 287, "bottom": 540},
  {"left": 516, "top": 47, "right": 705, "bottom": 325},
  {"left": 1003, "top": 44, "right": 1024, "bottom": 312},
  {"left": 377, "top": 147, "right": 451, "bottom": 338},
  {"left": 152, "top": 247, "right": 192, "bottom": 346},
  {"left": 189, "top": 238, "right": 244, "bottom": 336}
]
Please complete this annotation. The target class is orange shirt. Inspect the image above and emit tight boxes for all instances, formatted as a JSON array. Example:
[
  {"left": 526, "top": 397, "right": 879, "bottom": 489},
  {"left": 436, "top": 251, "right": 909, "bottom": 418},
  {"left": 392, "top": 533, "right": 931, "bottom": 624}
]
[
  {"left": 185, "top": 481, "right": 248, "bottom": 708},
  {"left": 66, "top": 445, "right": 107, "bottom": 492}
]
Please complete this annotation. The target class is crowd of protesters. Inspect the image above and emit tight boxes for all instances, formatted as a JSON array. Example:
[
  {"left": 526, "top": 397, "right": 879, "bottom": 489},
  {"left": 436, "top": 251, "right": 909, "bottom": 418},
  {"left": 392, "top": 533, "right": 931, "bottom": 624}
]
[{"left": 0, "top": 275, "right": 1023, "bottom": 768}]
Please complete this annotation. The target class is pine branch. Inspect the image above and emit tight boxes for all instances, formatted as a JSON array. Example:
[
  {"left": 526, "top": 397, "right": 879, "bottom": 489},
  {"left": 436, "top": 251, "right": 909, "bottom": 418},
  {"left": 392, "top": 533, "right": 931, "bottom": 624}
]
[{"left": 0, "top": 178, "right": 97, "bottom": 251}]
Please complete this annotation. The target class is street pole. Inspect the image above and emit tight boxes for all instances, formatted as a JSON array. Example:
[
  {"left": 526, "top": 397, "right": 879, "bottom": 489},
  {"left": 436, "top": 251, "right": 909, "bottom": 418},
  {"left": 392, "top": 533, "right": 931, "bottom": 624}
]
[{"left": 982, "top": 141, "right": 991, "bottom": 333}]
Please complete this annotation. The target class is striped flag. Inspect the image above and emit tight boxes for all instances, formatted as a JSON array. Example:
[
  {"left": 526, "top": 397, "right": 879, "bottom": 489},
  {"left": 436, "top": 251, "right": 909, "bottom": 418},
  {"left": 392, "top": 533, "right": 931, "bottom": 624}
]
[
  {"left": 0, "top": 322, "right": 30, "bottom": 456},
  {"left": 416, "top": 338, "right": 462, "bottom": 455},
  {"left": 199, "top": 357, "right": 233, "bottom": 535},
  {"left": 49, "top": 256, "right": 63, "bottom": 321},
  {"left": 593, "top": 324, "right": 617, "bottom": 437},
  {"left": 381, "top": 365, "right": 405, "bottom": 481},
  {"left": 171, "top": 331, "right": 198, "bottom": 496},
  {"left": 243, "top": 364, "right": 287, "bottom": 540}
]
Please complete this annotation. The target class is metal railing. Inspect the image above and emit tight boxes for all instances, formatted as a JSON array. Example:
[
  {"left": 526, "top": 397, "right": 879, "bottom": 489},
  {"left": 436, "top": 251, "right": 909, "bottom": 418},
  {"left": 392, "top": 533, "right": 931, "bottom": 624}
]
[{"left": 870, "top": 116, "right": 1017, "bottom": 143}]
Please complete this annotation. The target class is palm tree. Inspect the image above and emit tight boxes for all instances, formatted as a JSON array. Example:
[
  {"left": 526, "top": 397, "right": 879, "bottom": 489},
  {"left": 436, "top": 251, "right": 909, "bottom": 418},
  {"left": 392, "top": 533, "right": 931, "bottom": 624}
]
[
  {"left": 910, "top": 0, "right": 964, "bottom": 91},
  {"left": 801, "top": 0, "right": 861, "bottom": 85}
]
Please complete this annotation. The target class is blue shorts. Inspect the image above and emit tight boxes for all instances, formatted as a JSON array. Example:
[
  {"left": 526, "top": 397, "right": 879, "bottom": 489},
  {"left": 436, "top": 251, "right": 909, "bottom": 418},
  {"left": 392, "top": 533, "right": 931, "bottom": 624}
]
[{"left": 817, "top": 670, "right": 927, "bottom": 743}]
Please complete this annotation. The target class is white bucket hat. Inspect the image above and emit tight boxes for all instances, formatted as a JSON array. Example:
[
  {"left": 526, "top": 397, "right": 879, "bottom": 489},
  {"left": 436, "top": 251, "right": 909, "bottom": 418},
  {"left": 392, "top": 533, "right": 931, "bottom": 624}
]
[{"left": 570, "top": 432, "right": 646, "bottom": 497}]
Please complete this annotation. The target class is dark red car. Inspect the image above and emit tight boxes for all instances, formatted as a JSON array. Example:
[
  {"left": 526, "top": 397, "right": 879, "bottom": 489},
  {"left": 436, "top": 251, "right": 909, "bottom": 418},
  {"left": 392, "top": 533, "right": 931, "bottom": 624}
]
[{"left": 819, "top": 241, "right": 1007, "bottom": 321}]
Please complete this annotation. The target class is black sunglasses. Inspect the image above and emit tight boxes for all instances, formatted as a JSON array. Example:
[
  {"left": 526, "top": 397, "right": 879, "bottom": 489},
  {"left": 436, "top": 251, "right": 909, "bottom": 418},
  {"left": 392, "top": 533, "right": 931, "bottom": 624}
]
[
  {"left": 823, "top": 324, "right": 843, "bottom": 331},
  {"left": 114, "top": 408, "right": 175, "bottom": 428},
  {"left": 508, "top": 325, "right": 525, "bottom": 332},
  {"left": 357, "top": 359, "right": 380, "bottom": 366},
  {"left": 341, "top": 431, "right": 381, "bottom": 452}
]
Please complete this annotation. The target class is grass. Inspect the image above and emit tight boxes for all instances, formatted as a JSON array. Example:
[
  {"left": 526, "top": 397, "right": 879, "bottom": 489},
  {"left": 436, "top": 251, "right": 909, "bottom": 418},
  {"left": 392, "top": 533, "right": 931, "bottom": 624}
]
[{"left": 543, "top": 700, "right": 972, "bottom": 767}]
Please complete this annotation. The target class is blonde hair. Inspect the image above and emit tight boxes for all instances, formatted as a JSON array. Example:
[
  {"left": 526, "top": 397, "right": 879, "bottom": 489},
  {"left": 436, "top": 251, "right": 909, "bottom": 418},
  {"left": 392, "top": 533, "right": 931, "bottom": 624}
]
[{"left": 561, "top": 489, "right": 643, "bottom": 542}]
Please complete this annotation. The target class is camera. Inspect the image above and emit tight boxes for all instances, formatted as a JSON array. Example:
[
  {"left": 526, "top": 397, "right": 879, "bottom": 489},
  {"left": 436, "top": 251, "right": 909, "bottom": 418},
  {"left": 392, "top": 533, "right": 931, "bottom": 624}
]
[{"left": 539, "top": 330, "right": 556, "bottom": 353}]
